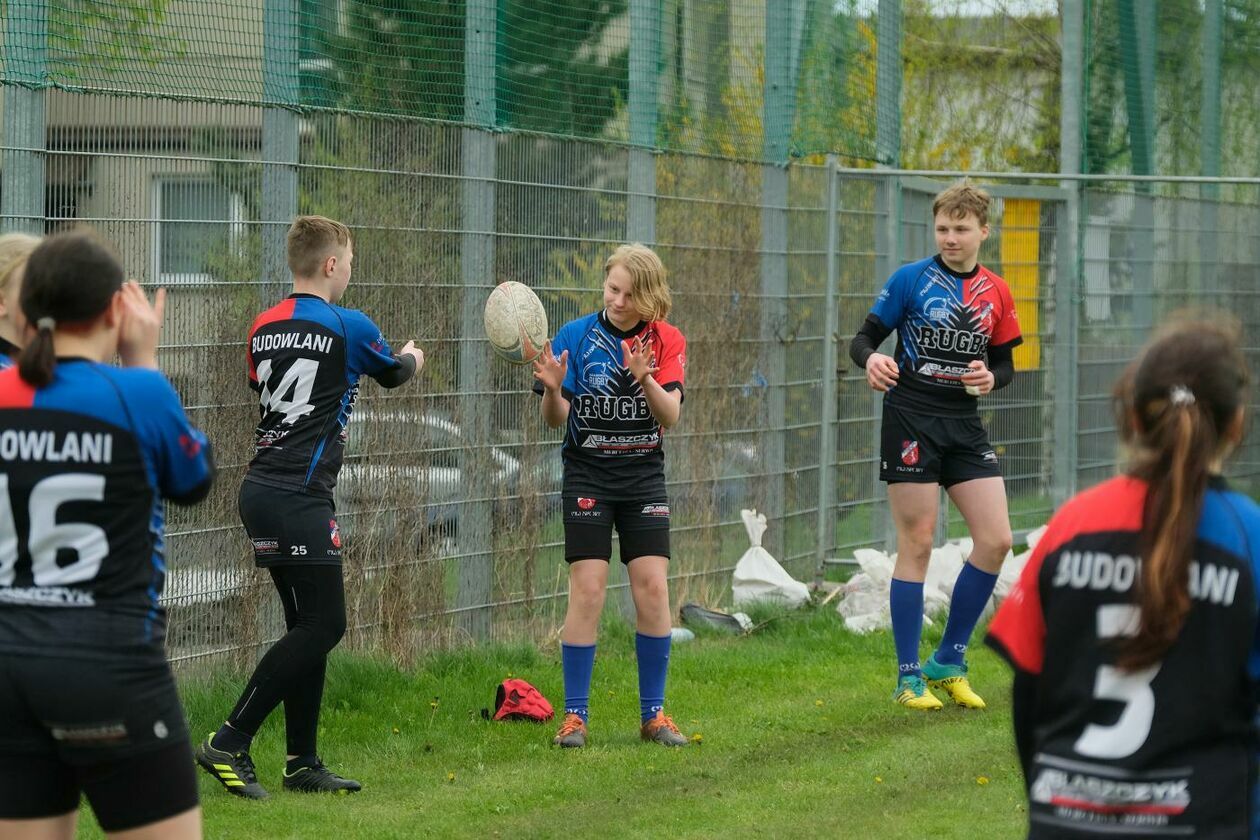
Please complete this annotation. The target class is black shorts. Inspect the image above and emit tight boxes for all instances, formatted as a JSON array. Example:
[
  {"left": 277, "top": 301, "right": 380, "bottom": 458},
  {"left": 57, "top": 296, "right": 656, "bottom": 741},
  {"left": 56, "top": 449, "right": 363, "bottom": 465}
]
[
  {"left": 240, "top": 480, "right": 343, "bottom": 567},
  {"left": 0, "top": 653, "right": 198, "bottom": 830},
  {"left": 563, "top": 495, "right": 671, "bottom": 564},
  {"left": 879, "top": 404, "right": 1002, "bottom": 487}
]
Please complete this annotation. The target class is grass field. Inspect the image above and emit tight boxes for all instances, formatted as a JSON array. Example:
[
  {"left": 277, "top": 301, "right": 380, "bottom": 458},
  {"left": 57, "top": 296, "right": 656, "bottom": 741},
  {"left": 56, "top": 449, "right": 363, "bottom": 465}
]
[{"left": 77, "top": 606, "right": 1028, "bottom": 839}]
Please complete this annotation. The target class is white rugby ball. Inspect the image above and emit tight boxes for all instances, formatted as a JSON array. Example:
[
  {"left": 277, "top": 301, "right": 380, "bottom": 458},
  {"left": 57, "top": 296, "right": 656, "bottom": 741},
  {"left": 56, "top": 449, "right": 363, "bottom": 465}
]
[{"left": 484, "top": 281, "right": 547, "bottom": 365}]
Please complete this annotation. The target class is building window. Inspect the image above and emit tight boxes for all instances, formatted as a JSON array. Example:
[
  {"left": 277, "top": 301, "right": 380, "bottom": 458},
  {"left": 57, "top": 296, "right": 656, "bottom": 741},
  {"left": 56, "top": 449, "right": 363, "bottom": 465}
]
[{"left": 155, "top": 179, "right": 243, "bottom": 285}]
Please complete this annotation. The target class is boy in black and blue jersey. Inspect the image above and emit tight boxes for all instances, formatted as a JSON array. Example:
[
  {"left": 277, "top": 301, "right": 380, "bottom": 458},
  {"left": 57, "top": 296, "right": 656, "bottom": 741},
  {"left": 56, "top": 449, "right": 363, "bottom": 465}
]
[
  {"left": 0, "top": 233, "right": 214, "bottom": 839},
  {"left": 850, "top": 182, "right": 1022, "bottom": 711},
  {"left": 197, "top": 216, "right": 424, "bottom": 799},
  {"left": 533, "top": 244, "right": 689, "bottom": 749}
]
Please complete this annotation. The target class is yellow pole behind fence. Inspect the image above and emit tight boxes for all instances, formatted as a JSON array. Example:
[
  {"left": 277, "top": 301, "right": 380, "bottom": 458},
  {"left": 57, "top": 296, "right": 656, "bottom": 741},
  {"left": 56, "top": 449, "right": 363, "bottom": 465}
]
[{"left": 1000, "top": 198, "right": 1041, "bottom": 369}]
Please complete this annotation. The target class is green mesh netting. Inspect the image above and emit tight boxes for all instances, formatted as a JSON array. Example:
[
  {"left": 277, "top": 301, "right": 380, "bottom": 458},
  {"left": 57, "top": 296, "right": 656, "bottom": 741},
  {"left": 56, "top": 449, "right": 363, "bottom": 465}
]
[{"left": 4, "top": 0, "right": 1257, "bottom": 172}]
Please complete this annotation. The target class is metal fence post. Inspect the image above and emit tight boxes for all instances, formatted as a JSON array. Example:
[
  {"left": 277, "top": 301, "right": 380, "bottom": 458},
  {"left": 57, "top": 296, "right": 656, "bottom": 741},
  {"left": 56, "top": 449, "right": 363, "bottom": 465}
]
[
  {"left": 759, "top": 2, "right": 794, "bottom": 560},
  {"left": 1, "top": 0, "right": 47, "bottom": 235},
  {"left": 815, "top": 156, "right": 841, "bottom": 584},
  {"left": 1054, "top": 0, "right": 1084, "bottom": 506},
  {"left": 455, "top": 0, "right": 498, "bottom": 642},
  {"left": 872, "top": 175, "right": 901, "bottom": 552},
  {"left": 1200, "top": 0, "right": 1222, "bottom": 296},
  {"left": 261, "top": 0, "right": 300, "bottom": 304},
  {"left": 627, "top": 0, "right": 659, "bottom": 245}
]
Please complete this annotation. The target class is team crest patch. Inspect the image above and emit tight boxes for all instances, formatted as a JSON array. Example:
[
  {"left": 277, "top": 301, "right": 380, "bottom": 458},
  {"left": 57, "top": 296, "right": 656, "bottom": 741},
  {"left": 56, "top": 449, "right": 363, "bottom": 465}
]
[
  {"left": 578, "top": 497, "right": 596, "bottom": 510},
  {"left": 329, "top": 519, "right": 342, "bottom": 549},
  {"left": 901, "top": 440, "right": 920, "bottom": 466}
]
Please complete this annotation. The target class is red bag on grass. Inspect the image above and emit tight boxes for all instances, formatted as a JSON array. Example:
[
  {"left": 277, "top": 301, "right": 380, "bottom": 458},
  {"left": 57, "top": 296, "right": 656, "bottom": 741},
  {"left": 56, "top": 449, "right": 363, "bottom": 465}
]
[{"left": 493, "top": 678, "right": 554, "bottom": 722}]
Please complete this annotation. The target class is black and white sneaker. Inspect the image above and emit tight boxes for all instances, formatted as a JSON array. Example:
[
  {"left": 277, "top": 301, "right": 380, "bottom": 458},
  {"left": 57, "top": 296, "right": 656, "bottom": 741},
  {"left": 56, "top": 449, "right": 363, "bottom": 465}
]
[
  {"left": 195, "top": 737, "right": 269, "bottom": 800},
  {"left": 282, "top": 760, "right": 362, "bottom": 794}
]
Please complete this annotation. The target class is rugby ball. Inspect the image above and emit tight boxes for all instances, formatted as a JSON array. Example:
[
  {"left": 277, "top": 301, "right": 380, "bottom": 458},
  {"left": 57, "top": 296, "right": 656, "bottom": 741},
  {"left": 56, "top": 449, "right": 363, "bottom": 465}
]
[{"left": 484, "top": 281, "right": 547, "bottom": 364}]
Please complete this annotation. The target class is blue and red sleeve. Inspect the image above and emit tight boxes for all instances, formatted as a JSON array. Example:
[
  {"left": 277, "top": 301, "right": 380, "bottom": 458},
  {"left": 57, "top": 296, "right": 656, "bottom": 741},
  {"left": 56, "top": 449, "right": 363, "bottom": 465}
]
[
  {"left": 344, "top": 309, "right": 399, "bottom": 379},
  {"left": 990, "top": 276, "right": 1023, "bottom": 349},
  {"left": 246, "top": 298, "right": 297, "bottom": 383},
  {"left": 652, "top": 322, "right": 686, "bottom": 395},
  {"left": 126, "top": 371, "right": 214, "bottom": 504},
  {"left": 869, "top": 264, "right": 913, "bottom": 331}
]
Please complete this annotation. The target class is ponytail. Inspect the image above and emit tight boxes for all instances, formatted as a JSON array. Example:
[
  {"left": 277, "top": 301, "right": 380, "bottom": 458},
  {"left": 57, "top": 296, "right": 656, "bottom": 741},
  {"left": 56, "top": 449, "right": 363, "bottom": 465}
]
[
  {"left": 17, "top": 317, "right": 57, "bottom": 388},
  {"left": 1114, "top": 319, "right": 1248, "bottom": 672},
  {"left": 1119, "top": 392, "right": 1215, "bottom": 670}
]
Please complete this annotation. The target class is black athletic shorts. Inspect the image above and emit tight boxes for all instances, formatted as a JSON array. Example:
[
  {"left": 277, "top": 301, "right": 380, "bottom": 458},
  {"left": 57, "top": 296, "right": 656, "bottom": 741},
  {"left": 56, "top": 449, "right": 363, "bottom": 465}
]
[
  {"left": 240, "top": 479, "right": 343, "bottom": 567},
  {"left": 563, "top": 495, "right": 671, "bottom": 564},
  {"left": 879, "top": 404, "right": 1002, "bottom": 486},
  {"left": 0, "top": 652, "right": 198, "bottom": 829}
]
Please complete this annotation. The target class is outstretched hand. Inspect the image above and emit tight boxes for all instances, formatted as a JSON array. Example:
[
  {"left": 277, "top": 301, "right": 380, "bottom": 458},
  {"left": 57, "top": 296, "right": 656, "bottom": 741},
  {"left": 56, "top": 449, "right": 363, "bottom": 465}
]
[
  {"left": 530, "top": 339, "right": 568, "bottom": 391},
  {"left": 621, "top": 336, "right": 659, "bottom": 386},
  {"left": 118, "top": 281, "right": 166, "bottom": 370},
  {"left": 399, "top": 339, "right": 425, "bottom": 372}
]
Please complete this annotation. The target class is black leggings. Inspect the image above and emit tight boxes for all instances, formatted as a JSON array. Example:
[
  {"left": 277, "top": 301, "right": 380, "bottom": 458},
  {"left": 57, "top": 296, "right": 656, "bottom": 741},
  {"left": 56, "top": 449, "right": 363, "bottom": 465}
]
[{"left": 227, "top": 564, "right": 346, "bottom": 757}]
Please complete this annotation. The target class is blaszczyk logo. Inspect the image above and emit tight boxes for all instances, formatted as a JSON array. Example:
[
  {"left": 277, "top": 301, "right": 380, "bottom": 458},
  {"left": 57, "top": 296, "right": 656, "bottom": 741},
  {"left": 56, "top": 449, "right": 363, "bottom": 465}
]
[{"left": 641, "top": 504, "right": 669, "bottom": 517}]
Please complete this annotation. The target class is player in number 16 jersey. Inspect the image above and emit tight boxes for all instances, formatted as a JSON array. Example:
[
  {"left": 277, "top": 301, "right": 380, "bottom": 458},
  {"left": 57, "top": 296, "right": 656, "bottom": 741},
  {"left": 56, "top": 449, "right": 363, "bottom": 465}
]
[
  {"left": 0, "top": 233, "right": 213, "bottom": 840},
  {"left": 987, "top": 319, "right": 1260, "bottom": 839}
]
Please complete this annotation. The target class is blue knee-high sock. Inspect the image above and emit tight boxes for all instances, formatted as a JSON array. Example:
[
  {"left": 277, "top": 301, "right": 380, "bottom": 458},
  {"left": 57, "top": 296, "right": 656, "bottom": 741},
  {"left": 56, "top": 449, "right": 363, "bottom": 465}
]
[
  {"left": 561, "top": 642, "right": 596, "bottom": 723},
  {"left": 936, "top": 562, "right": 999, "bottom": 667},
  {"left": 890, "top": 579, "right": 925, "bottom": 679},
  {"left": 635, "top": 632, "right": 671, "bottom": 723}
]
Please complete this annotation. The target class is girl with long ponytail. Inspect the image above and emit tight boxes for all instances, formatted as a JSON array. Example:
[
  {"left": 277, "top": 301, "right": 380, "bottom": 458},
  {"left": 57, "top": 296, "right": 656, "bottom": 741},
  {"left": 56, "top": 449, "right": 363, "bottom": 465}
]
[{"left": 987, "top": 318, "right": 1260, "bottom": 839}]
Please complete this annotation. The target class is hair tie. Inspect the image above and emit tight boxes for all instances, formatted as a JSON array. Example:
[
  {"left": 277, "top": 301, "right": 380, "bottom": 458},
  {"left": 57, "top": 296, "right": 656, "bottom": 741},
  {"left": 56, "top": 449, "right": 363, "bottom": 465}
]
[
  {"left": 1169, "top": 385, "right": 1195, "bottom": 406},
  {"left": 35, "top": 316, "right": 55, "bottom": 332}
]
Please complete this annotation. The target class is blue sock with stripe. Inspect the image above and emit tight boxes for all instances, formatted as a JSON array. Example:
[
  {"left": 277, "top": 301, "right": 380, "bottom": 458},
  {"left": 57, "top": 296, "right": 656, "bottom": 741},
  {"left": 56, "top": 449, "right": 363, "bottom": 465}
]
[
  {"left": 560, "top": 642, "right": 596, "bottom": 723},
  {"left": 890, "top": 578, "right": 924, "bottom": 679},
  {"left": 635, "top": 632, "right": 671, "bottom": 723},
  {"left": 936, "top": 562, "right": 999, "bottom": 667}
]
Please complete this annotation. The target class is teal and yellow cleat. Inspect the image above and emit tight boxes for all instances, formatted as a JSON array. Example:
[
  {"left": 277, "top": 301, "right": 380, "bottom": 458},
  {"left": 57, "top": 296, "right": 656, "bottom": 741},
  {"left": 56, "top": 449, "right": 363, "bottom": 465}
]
[
  {"left": 922, "top": 654, "right": 986, "bottom": 709},
  {"left": 893, "top": 674, "right": 943, "bottom": 711},
  {"left": 195, "top": 736, "right": 269, "bottom": 800}
]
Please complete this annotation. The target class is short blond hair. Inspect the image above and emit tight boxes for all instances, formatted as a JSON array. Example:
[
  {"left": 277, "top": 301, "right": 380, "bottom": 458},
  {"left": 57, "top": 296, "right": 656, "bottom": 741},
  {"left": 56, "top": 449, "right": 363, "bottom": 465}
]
[
  {"left": 287, "top": 215, "right": 351, "bottom": 278},
  {"left": 0, "top": 232, "right": 41, "bottom": 295},
  {"left": 933, "top": 181, "right": 991, "bottom": 227},
  {"left": 605, "top": 243, "right": 671, "bottom": 321}
]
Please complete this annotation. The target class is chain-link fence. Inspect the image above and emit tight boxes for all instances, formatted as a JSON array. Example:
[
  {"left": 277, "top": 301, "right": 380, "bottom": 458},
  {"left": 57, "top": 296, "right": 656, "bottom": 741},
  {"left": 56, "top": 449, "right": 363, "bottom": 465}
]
[{"left": 5, "top": 1, "right": 1260, "bottom": 672}]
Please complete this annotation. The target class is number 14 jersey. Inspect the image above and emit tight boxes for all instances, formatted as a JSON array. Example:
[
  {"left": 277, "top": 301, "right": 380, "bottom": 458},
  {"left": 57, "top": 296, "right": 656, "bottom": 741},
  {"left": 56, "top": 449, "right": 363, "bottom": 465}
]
[{"left": 245, "top": 294, "right": 401, "bottom": 499}]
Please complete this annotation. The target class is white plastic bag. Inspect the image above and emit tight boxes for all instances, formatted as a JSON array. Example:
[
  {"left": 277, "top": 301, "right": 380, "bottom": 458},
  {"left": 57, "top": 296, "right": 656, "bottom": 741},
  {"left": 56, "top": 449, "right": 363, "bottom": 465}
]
[{"left": 732, "top": 509, "right": 810, "bottom": 608}]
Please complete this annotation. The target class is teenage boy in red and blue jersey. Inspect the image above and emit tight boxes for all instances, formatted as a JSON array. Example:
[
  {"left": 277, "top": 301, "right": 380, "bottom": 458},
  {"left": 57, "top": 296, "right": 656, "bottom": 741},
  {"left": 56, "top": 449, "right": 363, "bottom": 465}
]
[{"left": 849, "top": 181, "right": 1022, "bottom": 711}]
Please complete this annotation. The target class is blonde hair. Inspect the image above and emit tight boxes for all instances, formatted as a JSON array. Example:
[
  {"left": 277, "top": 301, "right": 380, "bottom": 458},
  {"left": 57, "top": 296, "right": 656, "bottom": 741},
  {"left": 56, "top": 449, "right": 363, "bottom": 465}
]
[
  {"left": 287, "top": 215, "right": 351, "bottom": 278},
  {"left": 604, "top": 243, "right": 671, "bottom": 321},
  {"left": 0, "top": 232, "right": 41, "bottom": 296},
  {"left": 932, "top": 181, "right": 991, "bottom": 227}
]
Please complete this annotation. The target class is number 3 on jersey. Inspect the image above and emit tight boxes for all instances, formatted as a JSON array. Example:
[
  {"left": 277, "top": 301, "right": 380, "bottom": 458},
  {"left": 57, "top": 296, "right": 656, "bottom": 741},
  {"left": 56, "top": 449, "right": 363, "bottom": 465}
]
[
  {"left": 1074, "top": 604, "right": 1161, "bottom": 760},
  {"left": 257, "top": 358, "right": 319, "bottom": 425}
]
